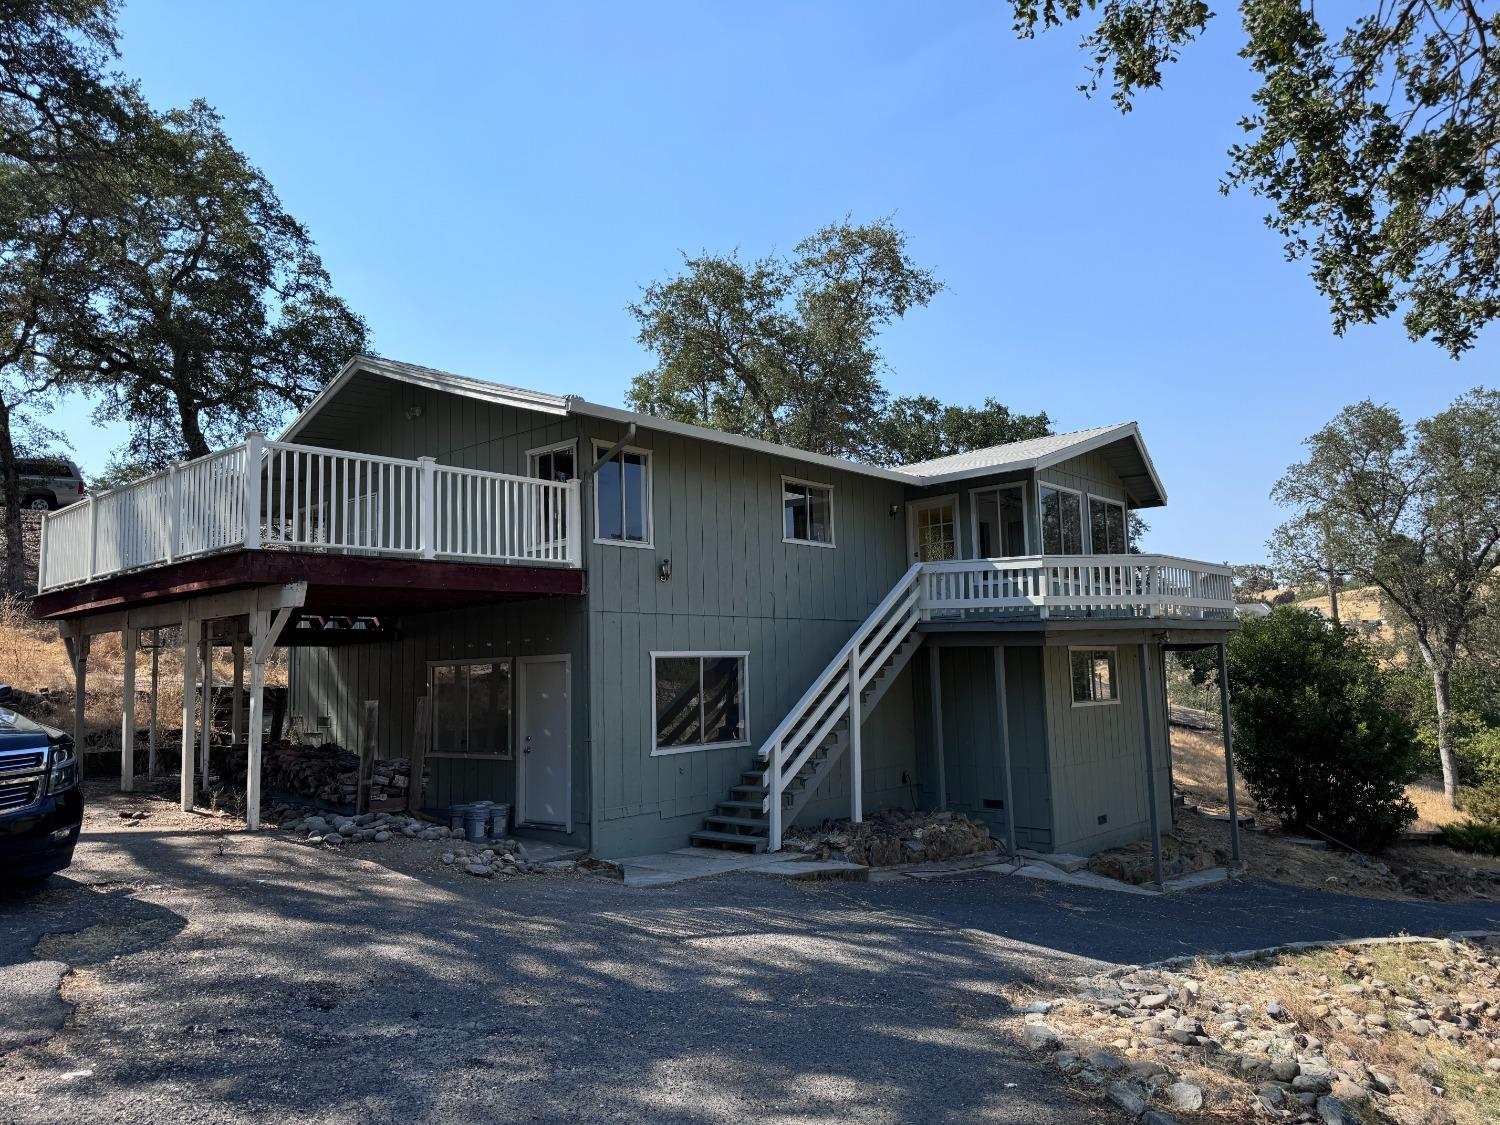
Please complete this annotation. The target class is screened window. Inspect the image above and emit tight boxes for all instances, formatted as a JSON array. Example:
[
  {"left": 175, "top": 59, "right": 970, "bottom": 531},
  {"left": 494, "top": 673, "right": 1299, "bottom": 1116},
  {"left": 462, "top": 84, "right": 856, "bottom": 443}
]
[
  {"left": 1089, "top": 497, "right": 1128, "bottom": 554},
  {"left": 1070, "top": 648, "right": 1118, "bottom": 705},
  {"left": 973, "top": 485, "right": 1027, "bottom": 558},
  {"left": 593, "top": 443, "right": 651, "bottom": 546},
  {"left": 783, "top": 479, "right": 833, "bottom": 545},
  {"left": 429, "top": 660, "right": 513, "bottom": 757},
  {"left": 1039, "top": 484, "right": 1083, "bottom": 554},
  {"left": 653, "top": 652, "right": 748, "bottom": 753}
]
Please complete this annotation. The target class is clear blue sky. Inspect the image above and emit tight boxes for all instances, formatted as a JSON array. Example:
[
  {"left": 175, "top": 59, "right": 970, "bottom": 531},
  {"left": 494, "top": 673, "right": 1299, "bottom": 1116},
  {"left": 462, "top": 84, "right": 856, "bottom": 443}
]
[{"left": 50, "top": 0, "right": 1490, "bottom": 564}]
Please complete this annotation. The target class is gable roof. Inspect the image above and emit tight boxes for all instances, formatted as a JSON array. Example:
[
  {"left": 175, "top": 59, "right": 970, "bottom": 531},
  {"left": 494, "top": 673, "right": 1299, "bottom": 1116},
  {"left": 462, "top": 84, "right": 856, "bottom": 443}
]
[{"left": 280, "top": 356, "right": 1168, "bottom": 505}]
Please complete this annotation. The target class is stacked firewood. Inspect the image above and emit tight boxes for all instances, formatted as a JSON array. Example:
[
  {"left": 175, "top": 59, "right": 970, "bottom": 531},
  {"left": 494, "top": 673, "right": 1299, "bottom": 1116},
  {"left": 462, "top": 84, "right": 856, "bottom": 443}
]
[{"left": 260, "top": 743, "right": 412, "bottom": 806}]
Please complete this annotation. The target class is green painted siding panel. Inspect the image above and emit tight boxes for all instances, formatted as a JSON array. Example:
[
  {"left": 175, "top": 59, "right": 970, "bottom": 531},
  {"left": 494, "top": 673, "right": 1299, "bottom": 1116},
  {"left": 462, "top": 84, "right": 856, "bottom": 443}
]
[{"left": 1041, "top": 641, "right": 1171, "bottom": 854}]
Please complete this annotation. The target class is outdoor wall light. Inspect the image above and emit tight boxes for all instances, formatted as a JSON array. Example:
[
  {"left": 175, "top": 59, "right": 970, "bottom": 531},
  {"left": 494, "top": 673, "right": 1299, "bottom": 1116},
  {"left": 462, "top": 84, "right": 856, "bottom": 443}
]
[
  {"left": 658, "top": 558, "right": 672, "bottom": 582},
  {"left": 405, "top": 404, "right": 424, "bottom": 420},
  {"left": 888, "top": 504, "right": 899, "bottom": 518}
]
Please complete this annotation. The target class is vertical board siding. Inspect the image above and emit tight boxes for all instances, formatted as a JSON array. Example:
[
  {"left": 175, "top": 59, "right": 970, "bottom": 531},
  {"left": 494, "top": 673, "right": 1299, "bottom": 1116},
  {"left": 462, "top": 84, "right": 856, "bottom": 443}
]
[{"left": 1041, "top": 641, "right": 1171, "bottom": 854}]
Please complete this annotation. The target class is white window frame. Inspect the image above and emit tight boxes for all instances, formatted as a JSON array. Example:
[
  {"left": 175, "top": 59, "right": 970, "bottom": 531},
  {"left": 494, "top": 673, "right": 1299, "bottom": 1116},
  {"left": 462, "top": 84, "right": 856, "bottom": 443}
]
[
  {"left": 1068, "top": 646, "right": 1120, "bottom": 707},
  {"left": 591, "top": 439, "right": 654, "bottom": 549},
  {"left": 1037, "top": 480, "right": 1085, "bottom": 556},
  {"left": 1086, "top": 493, "right": 1129, "bottom": 555},
  {"left": 649, "top": 650, "right": 751, "bottom": 756},
  {"left": 425, "top": 657, "right": 515, "bottom": 759},
  {"left": 968, "top": 482, "right": 1031, "bottom": 560},
  {"left": 527, "top": 438, "right": 579, "bottom": 482},
  {"left": 780, "top": 476, "right": 836, "bottom": 548}
]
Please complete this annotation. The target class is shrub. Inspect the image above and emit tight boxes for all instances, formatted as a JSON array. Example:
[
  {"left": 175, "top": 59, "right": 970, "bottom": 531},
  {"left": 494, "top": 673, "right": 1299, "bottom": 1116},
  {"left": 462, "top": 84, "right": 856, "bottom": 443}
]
[
  {"left": 1227, "top": 607, "right": 1422, "bottom": 852},
  {"left": 1439, "top": 821, "right": 1500, "bottom": 856},
  {"left": 1457, "top": 726, "right": 1500, "bottom": 788},
  {"left": 1459, "top": 783, "right": 1500, "bottom": 827}
]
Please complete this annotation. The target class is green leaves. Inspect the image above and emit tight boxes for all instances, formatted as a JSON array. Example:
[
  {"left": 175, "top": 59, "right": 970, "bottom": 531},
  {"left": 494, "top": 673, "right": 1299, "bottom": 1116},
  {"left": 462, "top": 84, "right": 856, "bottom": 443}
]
[{"left": 1010, "top": 0, "right": 1500, "bottom": 352}]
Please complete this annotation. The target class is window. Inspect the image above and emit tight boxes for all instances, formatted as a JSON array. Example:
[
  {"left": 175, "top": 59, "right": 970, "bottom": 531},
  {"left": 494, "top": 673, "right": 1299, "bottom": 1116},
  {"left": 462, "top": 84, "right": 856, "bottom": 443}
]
[
  {"left": 782, "top": 478, "right": 834, "bottom": 545},
  {"left": 652, "top": 652, "right": 748, "bottom": 753},
  {"left": 592, "top": 441, "right": 652, "bottom": 547},
  {"left": 1069, "top": 648, "right": 1118, "bottom": 706},
  {"left": 1039, "top": 484, "right": 1083, "bottom": 554},
  {"left": 973, "top": 485, "right": 1028, "bottom": 558},
  {"left": 1088, "top": 496, "right": 1128, "bottom": 554},
  {"left": 429, "top": 659, "right": 513, "bottom": 757},
  {"left": 530, "top": 441, "right": 576, "bottom": 483}
]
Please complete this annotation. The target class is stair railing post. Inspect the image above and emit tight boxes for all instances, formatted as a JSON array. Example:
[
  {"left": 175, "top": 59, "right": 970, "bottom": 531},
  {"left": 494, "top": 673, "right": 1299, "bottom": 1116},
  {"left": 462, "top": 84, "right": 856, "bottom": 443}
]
[
  {"left": 243, "top": 432, "right": 263, "bottom": 551},
  {"left": 565, "top": 478, "right": 582, "bottom": 567},
  {"left": 848, "top": 642, "right": 863, "bottom": 824},
  {"left": 85, "top": 495, "right": 98, "bottom": 579},
  {"left": 418, "top": 456, "right": 437, "bottom": 560},
  {"left": 768, "top": 738, "right": 782, "bottom": 850}
]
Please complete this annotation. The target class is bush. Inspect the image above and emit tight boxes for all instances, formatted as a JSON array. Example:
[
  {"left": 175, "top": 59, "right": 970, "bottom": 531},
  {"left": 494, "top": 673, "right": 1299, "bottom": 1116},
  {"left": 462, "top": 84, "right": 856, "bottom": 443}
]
[
  {"left": 1459, "top": 783, "right": 1500, "bottom": 826},
  {"left": 1457, "top": 726, "right": 1500, "bottom": 788},
  {"left": 1227, "top": 607, "right": 1422, "bottom": 852},
  {"left": 1439, "top": 821, "right": 1500, "bottom": 856}
]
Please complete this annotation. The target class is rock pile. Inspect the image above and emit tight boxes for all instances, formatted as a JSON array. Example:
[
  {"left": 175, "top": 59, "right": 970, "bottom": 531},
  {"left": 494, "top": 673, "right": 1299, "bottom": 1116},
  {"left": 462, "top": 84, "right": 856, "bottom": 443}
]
[
  {"left": 437, "top": 842, "right": 574, "bottom": 879},
  {"left": 261, "top": 743, "right": 414, "bottom": 807},
  {"left": 278, "top": 807, "right": 448, "bottom": 845},
  {"left": 783, "top": 809, "right": 994, "bottom": 867},
  {"left": 1021, "top": 933, "right": 1500, "bottom": 1125},
  {"left": 1088, "top": 832, "right": 1227, "bottom": 885}
]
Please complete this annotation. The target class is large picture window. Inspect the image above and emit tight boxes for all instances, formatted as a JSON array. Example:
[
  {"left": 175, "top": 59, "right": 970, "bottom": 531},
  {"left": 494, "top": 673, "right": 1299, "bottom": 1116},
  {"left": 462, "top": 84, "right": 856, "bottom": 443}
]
[
  {"left": 652, "top": 652, "right": 748, "bottom": 754},
  {"left": 1069, "top": 648, "right": 1119, "bottom": 706},
  {"left": 1088, "top": 496, "right": 1128, "bottom": 554},
  {"left": 1039, "top": 483, "right": 1083, "bottom": 554},
  {"left": 783, "top": 478, "right": 834, "bottom": 546},
  {"left": 972, "top": 485, "right": 1028, "bottom": 558},
  {"left": 593, "top": 441, "right": 652, "bottom": 547},
  {"left": 429, "top": 659, "right": 513, "bottom": 757}
]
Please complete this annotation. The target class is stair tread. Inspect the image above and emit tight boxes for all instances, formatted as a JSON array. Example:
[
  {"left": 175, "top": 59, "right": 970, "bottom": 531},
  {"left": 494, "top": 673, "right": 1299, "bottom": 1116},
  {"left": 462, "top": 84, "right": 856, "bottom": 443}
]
[
  {"left": 690, "top": 830, "right": 768, "bottom": 851},
  {"left": 717, "top": 799, "right": 765, "bottom": 810},
  {"left": 706, "top": 813, "right": 768, "bottom": 828}
]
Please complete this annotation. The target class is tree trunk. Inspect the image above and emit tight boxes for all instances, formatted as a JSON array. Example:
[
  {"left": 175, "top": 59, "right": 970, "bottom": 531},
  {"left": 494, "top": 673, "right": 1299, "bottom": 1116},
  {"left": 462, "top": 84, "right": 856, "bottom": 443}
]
[
  {"left": 1326, "top": 569, "right": 1340, "bottom": 626},
  {"left": 0, "top": 399, "right": 27, "bottom": 595},
  {"left": 1416, "top": 638, "right": 1459, "bottom": 806},
  {"left": 174, "top": 390, "right": 209, "bottom": 459}
]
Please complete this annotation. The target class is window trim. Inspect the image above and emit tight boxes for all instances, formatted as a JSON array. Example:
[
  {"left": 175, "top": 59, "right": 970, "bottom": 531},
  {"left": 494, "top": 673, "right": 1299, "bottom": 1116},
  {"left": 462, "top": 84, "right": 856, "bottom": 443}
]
[
  {"left": 1068, "top": 645, "right": 1120, "bottom": 708},
  {"left": 968, "top": 482, "right": 1031, "bottom": 560},
  {"left": 780, "top": 475, "right": 836, "bottom": 548},
  {"left": 591, "top": 438, "right": 654, "bottom": 549},
  {"left": 526, "top": 438, "right": 579, "bottom": 481},
  {"left": 425, "top": 656, "right": 516, "bottom": 759},
  {"left": 1037, "top": 479, "right": 1086, "bottom": 556},
  {"left": 1086, "top": 493, "right": 1129, "bottom": 555},
  {"left": 649, "top": 650, "right": 751, "bottom": 756}
]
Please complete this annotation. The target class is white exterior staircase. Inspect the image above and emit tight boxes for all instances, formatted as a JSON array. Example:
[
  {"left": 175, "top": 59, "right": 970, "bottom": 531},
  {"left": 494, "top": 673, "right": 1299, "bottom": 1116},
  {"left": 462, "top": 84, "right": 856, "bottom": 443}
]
[{"left": 690, "top": 563, "right": 925, "bottom": 853}]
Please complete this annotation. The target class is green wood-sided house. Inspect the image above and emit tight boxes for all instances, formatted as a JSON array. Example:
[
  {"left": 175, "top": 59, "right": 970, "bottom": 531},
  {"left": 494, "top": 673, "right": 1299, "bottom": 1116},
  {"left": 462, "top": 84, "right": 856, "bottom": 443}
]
[{"left": 33, "top": 356, "right": 1238, "bottom": 867}]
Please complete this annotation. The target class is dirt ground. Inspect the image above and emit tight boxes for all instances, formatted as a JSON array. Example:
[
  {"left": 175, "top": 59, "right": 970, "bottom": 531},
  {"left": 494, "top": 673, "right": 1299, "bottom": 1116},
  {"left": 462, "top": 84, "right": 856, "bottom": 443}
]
[{"left": 1164, "top": 723, "right": 1500, "bottom": 902}]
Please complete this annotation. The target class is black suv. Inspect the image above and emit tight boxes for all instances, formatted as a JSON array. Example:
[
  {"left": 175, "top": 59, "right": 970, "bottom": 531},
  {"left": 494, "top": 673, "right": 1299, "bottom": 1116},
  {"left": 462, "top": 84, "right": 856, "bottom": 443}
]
[{"left": 0, "top": 686, "right": 82, "bottom": 880}]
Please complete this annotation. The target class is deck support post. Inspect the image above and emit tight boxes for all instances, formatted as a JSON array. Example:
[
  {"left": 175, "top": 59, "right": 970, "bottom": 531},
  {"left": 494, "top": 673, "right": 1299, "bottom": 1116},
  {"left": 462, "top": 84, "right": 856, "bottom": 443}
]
[
  {"left": 120, "top": 624, "right": 136, "bottom": 792},
  {"left": 245, "top": 605, "right": 293, "bottom": 831},
  {"left": 1137, "top": 642, "right": 1165, "bottom": 890},
  {"left": 147, "top": 630, "right": 160, "bottom": 777},
  {"left": 992, "top": 644, "right": 1017, "bottom": 860},
  {"left": 63, "top": 625, "right": 89, "bottom": 765},
  {"left": 199, "top": 623, "right": 212, "bottom": 790},
  {"left": 231, "top": 632, "right": 245, "bottom": 748},
  {"left": 928, "top": 646, "right": 946, "bottom": 810},
  {"left": 180, "top": 615, "right": 196, "bottom": 811},
  {"left": 848, "top": 647, "right": 862, "bottom": 824},
  {"left": 1216, "top": 642, "right": 1242, "bottom": 865}
]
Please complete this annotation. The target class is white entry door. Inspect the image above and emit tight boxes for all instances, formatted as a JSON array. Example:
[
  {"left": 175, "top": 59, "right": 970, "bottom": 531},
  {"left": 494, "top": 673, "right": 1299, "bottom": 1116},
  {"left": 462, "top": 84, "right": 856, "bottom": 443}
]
[
  {"left": 907, "top": 495, "right": 960, "bottom": 562},
  {"left": 518, "top": 655, "right": 571, "bottom": 829}
]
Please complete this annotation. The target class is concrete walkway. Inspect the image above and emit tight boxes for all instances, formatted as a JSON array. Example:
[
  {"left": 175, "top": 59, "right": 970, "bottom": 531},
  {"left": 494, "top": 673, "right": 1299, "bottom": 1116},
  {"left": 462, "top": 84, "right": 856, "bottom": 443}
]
[{"left": 613, "top": 845, "right": 866, "bottom": 887}]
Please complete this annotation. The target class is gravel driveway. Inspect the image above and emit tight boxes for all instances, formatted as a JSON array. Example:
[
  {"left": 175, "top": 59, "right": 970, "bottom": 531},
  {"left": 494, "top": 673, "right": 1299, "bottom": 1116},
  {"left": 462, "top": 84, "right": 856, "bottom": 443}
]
[{"left": 2, "top": 792, "right": 1496, "bottom": 1125}]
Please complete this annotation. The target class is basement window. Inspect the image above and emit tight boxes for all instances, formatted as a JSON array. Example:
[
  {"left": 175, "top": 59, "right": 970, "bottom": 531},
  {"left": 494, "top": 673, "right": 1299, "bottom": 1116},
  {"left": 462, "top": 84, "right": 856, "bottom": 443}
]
[
  {"left": 428, "top": 659, "right": 513, "bottom": 759},
  {"left": 1069, "top": 647, "right": 1119, "bottom": 706},
  {"left": 651, "top": 652, "right": 748, "bottom": 755}
]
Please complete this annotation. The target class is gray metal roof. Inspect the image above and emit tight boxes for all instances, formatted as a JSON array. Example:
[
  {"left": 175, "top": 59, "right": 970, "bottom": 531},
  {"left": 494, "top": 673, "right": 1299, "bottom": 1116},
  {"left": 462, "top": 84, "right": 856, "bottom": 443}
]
[{"left": 280, "top": 356, "right": 1168, "bottom": 505}]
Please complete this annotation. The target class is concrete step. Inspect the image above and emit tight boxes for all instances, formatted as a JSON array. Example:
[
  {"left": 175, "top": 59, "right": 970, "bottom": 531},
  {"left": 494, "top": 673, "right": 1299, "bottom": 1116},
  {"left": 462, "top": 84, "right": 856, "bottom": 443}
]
[{"left": 689, "top": 829, "right": 768, "bottom": 853}]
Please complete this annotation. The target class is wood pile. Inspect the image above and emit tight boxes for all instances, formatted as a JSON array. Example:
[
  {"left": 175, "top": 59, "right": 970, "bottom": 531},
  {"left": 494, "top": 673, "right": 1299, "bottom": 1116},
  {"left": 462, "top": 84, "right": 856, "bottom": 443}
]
[{"left": 259, "top": 742, "right": 412, "bottom": 806}]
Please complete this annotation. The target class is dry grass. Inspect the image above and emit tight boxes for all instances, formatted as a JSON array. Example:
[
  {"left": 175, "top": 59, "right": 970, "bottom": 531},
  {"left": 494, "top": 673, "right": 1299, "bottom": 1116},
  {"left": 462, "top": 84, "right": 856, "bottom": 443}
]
[{"left": 1409, "top": 777, "right": 1468, "bottom": 831}]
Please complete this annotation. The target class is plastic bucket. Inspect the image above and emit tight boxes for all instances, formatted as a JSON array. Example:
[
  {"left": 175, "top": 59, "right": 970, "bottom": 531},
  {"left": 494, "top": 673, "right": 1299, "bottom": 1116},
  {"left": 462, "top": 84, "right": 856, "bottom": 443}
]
[
  {"left": 487, "top": 803, "right": 511, "bottom": 839},
  {"left": 462, "top": 806, "right": 490, "bottom": 843},
  {"left": 449, "top": 803, "right": 473, "bottom": 833}
]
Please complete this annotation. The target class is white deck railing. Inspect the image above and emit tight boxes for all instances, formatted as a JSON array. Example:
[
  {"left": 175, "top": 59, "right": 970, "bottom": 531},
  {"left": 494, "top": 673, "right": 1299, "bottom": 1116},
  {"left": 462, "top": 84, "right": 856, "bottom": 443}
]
[
  {"left": 37, "top": 433, "right": 583, "bottom": 591},
  {"left": 919, "top": 554, "right": 1235, "bottom": 619}
]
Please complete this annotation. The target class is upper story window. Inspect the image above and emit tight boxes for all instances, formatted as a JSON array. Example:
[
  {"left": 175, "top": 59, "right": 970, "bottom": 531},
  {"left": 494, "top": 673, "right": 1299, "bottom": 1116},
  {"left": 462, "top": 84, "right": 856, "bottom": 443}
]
[
  {"left": 1069, "top": 647, "right": 1119, "bottom": 706},
  {"left": 1039, "top": 483, "right": 1083, "bottom": 555},
  {"left": 1088, "top": 496, "right": 1128, "bottom": 554},
  {"left": 530, "top": 440, "right": 576, "bottom": 483},
  {"left": 593, "top": 440, "right": 652, "bottom": 547},
  {"left": 783, "top": 478, "right": 834, "bottom": 546},
  {"left": 972, "top": 484, "right": 1027, "bottom": 559}
]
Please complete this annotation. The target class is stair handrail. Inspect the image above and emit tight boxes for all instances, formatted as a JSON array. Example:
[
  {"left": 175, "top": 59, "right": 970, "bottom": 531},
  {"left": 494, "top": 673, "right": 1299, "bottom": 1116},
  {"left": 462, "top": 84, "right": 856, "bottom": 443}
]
[{"left": 764, "top": 561, "right": 924, "bottom": 849}]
